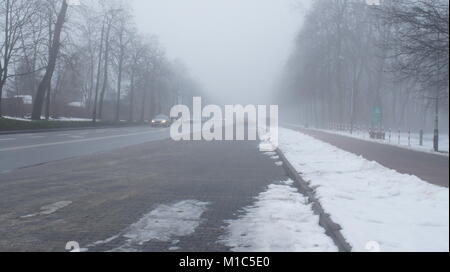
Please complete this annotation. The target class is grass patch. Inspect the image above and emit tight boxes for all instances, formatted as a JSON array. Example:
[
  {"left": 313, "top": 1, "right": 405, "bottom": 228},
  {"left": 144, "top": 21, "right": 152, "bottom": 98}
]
[{"left": 0, "top": 117, "right": 144, "bottom": 132}]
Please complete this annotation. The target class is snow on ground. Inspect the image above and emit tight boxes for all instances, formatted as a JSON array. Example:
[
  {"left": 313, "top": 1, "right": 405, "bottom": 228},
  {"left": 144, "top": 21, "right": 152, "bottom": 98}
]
[
  {"left": 220, "top": 180, "right": 338, "bottom": 252},
  {"left": 3, "top": 116, "right": 92, "bottom": 122},
  {"left": 279, "top": 127, "right": 449, "bottom": 252},
  {"left": 21, "top": 201, "right": 73, "bottom": 218},
  {"left": 87, "top": 200, "right": 209, "bottom": 252},
  {"left": 286, "top": 124, "right": 449, "bottom": 154},
  {"left": 3, "top": 116, "right": 32, "bottom": 122},
  {"left": 50, "top": 117, "right": 92, "bottom": 122},
  {"left": 121, "top": 200, "right": 208, "bottom": 245}
]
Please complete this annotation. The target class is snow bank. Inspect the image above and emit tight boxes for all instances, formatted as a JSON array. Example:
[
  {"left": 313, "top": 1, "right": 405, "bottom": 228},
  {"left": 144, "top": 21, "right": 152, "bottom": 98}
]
[
  {"left": 279, "top": 127, "right": 449, "bottom": 252},
  {"left": 3, "top": 116, "right": 32, "bottom": 122},
  {"left": 220, "top": 180, "right": 338, "bottom": 252}
]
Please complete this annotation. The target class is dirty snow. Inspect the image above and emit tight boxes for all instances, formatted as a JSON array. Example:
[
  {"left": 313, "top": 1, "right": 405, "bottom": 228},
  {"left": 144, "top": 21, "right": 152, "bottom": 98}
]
[
  {"left": 21, "top": 201, "right": 72, "bottom": 218},
  {"left": 3, "top": 116, "right": 92, "bottom": 122},
  {"left": 279, "top": 127, "right": 449, "bottom": 252},
  {"left": 122, "top": 200, "right": 208, "bottom": 245},
  {"left": 90, "top": 200, "right": 208, "bottom": 252},
  {"left": 220, "top": 180, "right": 338, "bottom": 252}
]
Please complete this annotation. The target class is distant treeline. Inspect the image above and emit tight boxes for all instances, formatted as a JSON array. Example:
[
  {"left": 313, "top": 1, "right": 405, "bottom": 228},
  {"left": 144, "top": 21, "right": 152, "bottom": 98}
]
[
  {"left": 279, "top": 0, "right": 449, "bottom": 132},
  {"left": 0, "top": 0, "right": 203, "bottom": 121}
]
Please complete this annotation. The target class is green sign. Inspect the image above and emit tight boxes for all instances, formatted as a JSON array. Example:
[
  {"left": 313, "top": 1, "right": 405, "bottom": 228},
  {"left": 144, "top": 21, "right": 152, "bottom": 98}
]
[{"left": 372, "top": 106, "right": 382, "bottom": 125}]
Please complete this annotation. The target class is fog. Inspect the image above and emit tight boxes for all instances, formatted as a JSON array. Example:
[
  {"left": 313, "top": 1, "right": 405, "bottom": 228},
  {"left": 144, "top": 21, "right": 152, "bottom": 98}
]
[{"left": 131, "top": 0, "right": 308, "bottom": 105}]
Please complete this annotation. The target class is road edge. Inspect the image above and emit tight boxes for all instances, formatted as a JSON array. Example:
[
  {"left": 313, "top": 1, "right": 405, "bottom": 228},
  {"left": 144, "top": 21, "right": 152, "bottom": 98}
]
[{"left": 0, "top": 124, "right": 148, "bottom": 135}]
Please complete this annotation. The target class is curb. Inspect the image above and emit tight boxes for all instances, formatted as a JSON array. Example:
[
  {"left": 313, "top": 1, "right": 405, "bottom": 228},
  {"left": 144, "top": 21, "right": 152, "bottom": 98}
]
[
  {"left": 0, "top": 124, "right": 148, "bottom": 135},
  {"left": 276, "top": 148, "right": 353, "bottom": 253}
]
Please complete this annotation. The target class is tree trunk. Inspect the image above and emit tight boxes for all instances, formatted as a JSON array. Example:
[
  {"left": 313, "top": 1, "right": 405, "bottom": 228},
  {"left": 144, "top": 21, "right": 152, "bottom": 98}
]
[
  {"left": 115, "top": 47, "right": 124, "bottom": 123},
  {"left": 129, "top": 68, "right": 135, "bottom": 122},
  {"left": 45, "top": 85, "right": 51, "bottom": 120},
  {"left": 92, "top": 20, "right": 106, "bottom": 123},
  {"left": 0, "top": 83, "right": 4, "bottom": 117},
  {"left": 0, "top": 0, "right": 10, "bottom": 118},
  {"left": 31, "top": 0, "right": 68, "bottom": 120},
  {"left": 140, "top": 89, "right": 147, "bottom": 123},
  {"left": 98, "top": 22, "right": 112, "bottom": 120}
]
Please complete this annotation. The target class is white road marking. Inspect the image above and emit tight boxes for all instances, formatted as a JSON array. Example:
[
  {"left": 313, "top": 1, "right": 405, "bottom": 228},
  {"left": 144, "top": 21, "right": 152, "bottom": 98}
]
[
  {"left": 0, "top": 138, "right": 15, "bottom": 141},
  {"left": 0, "top": 129, "right": 165, "bottom": 152}
]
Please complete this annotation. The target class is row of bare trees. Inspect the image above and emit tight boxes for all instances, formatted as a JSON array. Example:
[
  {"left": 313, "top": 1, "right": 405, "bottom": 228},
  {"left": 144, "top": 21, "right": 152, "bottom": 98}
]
[
  {"left": 279, "top": 0, "right": 449, "bottom": 134},
  {"left": 1, "top": 0, "right": 202, "bottom": 121}
]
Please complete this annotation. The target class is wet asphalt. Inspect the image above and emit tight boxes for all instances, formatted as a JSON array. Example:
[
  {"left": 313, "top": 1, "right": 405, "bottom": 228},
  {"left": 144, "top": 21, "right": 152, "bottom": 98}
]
[{"left": 0, "top": 135, "right": 286, "bottom": 252}]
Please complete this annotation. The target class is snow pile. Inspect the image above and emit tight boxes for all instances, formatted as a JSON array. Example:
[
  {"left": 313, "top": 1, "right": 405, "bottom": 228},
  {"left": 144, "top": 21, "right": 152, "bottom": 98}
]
[
  {"left": 220, "top": 180, "right": 338, "bottom": 252},
  {"left": 3, "top": 116, "right": 92, "bottom": 122},
  {"left": 279, "top": 127, "right": 449, "bottom": 252},
  {"left": 50, "top": 117, "right": 92, "bottom": 122},
  {"left": 258, "top": 128, "right": 278, "bottom": 152},
  {"left": 3, "top": 116, "right": 32, "bottom": 122}
]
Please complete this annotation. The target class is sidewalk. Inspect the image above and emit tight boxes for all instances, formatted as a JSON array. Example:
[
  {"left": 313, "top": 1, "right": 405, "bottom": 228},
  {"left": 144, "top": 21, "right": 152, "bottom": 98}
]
[{"left": 285, "top": 125, "right": 449, "bottom": 187}]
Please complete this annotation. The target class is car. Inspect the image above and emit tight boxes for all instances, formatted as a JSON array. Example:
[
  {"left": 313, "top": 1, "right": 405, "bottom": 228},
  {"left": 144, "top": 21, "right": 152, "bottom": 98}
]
[{"left": 151, "top": 114, "right": 171, "bottom": 127}]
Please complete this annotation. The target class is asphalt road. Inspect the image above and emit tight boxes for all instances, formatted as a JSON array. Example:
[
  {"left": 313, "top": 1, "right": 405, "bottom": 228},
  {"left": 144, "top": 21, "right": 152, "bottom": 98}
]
[
  {"left": 287, "top": 126, "right": 449, "bottom": 188},
  {"left": 0, "top": 132, "right": 286, "bottom": 252},
  {"left": 0, "top": 126, "right": 170, "bottom": 173}
]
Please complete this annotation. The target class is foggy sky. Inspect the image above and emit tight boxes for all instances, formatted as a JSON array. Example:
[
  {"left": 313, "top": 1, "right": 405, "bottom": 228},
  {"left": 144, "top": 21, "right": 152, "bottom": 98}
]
[{"left": 131, "top": 0, "right": 308, "bottom": 105}]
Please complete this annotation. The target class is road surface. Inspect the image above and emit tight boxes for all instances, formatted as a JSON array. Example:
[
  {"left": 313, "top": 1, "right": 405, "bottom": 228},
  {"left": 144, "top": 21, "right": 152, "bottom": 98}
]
[
  {"left": 0, "top": 126, "right": 170, "bottom": 173},
  {"left": 286, "top": 126, "right": 449, "bottom": 188},
  {"left": 0, "top": 127, "right": 286, "bottom": 252}
]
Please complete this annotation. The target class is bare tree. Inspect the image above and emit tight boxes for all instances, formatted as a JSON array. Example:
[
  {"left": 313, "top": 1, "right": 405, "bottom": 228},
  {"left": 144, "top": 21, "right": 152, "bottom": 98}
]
[
  {"left": 381, "top": 0, "right": 449, "bottom": 150},
  {"left": 0, "top": 0, "right": 38, "bottom": 116},
  {"left": 31, "top": 0, "right": 68, "bottom": 120}
]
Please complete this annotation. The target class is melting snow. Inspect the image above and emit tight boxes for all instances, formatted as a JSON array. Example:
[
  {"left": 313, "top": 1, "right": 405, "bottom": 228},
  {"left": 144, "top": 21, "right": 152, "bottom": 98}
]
[
  {"left": 279, "top": 127, "right": 449, "bottom": 252},
  {"left": 220, "top": 180, "right": 338, "bottom": 252},
  {"left": 21, "top": 201, "right": 72, "bottom": 218},
  {"left": 90, "top": 200, "right": 209, "bottom": 252}
]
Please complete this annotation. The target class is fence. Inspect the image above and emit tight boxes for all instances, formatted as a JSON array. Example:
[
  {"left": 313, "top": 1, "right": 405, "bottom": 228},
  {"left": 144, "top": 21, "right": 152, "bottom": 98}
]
[{"left": 325, "top": 123, "right": 448, "bottom": 153}]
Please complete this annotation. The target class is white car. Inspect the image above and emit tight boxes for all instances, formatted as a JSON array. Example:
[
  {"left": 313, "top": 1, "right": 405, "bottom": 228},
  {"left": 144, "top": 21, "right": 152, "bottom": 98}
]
[{"left": 151, "top": 114, "right": 171, "bottom": 127}]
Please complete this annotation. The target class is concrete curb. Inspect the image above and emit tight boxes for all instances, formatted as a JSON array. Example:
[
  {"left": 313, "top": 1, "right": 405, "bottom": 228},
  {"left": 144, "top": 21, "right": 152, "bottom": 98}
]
[{"left": 276, "top": 148, "right": 353, "bottom": 252}]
